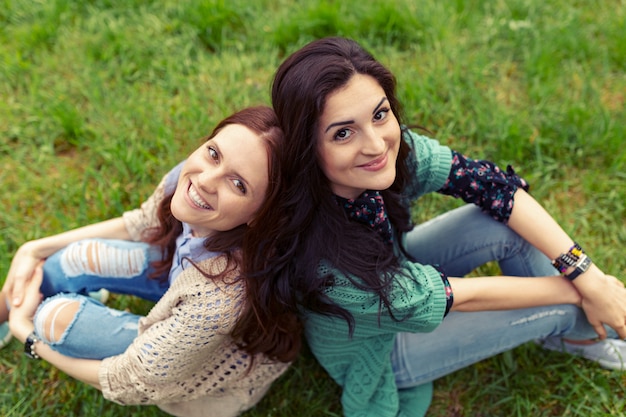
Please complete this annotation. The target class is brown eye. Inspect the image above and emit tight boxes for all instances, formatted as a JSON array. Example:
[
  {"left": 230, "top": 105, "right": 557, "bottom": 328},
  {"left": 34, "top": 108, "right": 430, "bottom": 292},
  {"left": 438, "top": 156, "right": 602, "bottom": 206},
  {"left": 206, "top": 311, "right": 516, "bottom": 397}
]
[
  {"left": 334, "top": 128, "right": 353, "bottom": 142},
  {"left": 207, "top": 146, "right": 219, "bottom": 162},
  {"left": 233, "top": 179, "right": 246, "bottom": 194},
  {"left": 374, "top": 108, "right": 390, "bottom": 121}
]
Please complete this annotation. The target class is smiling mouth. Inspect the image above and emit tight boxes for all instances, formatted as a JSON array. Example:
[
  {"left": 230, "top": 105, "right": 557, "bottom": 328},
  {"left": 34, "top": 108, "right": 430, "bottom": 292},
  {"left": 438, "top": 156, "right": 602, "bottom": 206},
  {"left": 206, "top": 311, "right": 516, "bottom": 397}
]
[
  {"left": 188, "top": 183, "right": 212, "bottom": 209},
  {"left": 358, "top": 153, "right": 388, "bottom": 170}
]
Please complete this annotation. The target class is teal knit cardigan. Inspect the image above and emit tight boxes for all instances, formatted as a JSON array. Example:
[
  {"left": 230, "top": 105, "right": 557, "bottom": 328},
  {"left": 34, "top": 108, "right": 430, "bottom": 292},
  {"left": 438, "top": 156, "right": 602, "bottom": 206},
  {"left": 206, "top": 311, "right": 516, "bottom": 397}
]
[{"left": 303, "top": 130, "right": 453, "bottom": 417}]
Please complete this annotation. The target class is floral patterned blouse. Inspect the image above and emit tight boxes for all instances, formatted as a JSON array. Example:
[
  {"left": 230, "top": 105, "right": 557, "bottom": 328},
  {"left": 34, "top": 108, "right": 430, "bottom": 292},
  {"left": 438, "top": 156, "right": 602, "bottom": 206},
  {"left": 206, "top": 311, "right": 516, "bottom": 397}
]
[
  {"left": 336, "top": 146, "right": 529, "bottom": 317},
  {"left": 439, "top": 150, "right": 529, "bottom": 223}
]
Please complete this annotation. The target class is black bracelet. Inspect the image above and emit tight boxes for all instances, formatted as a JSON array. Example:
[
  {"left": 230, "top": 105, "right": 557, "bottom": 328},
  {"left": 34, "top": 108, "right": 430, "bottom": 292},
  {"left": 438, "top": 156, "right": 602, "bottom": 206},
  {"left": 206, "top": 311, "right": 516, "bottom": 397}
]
[{"left": 24, "top": 332, "right": 41, "bottom": 360}]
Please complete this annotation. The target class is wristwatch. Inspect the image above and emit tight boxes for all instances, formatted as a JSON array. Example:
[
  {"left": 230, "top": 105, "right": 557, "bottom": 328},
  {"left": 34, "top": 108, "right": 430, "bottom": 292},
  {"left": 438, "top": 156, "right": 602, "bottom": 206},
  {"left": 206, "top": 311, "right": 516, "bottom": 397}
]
[
  {"left": 24, "top": 332, "right": 41, "bottom": 360},
  {"left": 565, "top": 255, "right": 592, "bottom": 281}
]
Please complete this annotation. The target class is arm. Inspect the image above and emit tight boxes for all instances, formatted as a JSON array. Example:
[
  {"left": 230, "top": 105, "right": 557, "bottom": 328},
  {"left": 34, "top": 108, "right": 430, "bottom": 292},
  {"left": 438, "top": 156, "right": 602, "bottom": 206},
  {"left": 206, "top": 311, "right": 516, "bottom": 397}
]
[
  {"left": 5, "top": 162, "right": 181, "bottom": 307},
  {"left": 449, "top": 275, "right": 581, "bottom": 312},
  {"left": 8, "top": 265, "right": 102, "bottom": 388},
  {"left": 507, "top": 189, "right": 626, "bottom": 339},
  {"left": 10, "top": 258, "right": 242, "bottom": 402},
  {"left": 4, "top": 217, "right": 131, "bottom": 307},
  {"left": 437, "top": 151, "right": 626, "bottom": 338}
]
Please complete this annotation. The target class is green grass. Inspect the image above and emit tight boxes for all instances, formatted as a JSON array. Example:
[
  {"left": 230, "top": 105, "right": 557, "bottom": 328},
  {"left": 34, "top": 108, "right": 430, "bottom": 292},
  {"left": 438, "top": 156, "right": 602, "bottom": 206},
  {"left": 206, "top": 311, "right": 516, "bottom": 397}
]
[{"left": 1, "top": 0, "right": 625, "bottom": 415}]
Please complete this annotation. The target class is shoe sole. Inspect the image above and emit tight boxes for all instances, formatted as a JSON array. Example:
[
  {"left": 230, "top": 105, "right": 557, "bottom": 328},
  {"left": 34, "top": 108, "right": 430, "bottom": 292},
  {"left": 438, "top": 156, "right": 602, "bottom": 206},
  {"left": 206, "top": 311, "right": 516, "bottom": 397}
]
[{"left": 538, "top": 339, "right": 626, "bottom": 371}]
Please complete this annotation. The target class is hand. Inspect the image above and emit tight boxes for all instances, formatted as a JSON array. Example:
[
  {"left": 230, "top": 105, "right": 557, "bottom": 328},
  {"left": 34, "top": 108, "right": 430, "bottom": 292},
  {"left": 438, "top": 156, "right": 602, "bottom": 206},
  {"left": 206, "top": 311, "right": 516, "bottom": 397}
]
[
  {"left": 606, "top": 274, "right": 626, "bottom": 289},
  {"left": 575, "top": 267, "right": 626, "bottom": 339},
  {"left": 8, "top": 262, "right": 44, "bottom": 343},
  {"left": 3, "top": 241, "right": 46, "bottom": 307},
  {"left": 10, "top": 262, "right": 44, "bottom": 321}
]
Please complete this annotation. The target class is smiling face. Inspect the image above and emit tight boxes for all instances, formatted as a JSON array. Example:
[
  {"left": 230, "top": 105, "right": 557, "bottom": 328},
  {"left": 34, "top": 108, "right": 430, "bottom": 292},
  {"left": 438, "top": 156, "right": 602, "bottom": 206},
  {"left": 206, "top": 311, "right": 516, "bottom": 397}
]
[
  {"left": 170, "top": 123, "right": 270, "bottom": 237},
  {"left": 317, "top": 74, "right": 402, "bottom": 200}
]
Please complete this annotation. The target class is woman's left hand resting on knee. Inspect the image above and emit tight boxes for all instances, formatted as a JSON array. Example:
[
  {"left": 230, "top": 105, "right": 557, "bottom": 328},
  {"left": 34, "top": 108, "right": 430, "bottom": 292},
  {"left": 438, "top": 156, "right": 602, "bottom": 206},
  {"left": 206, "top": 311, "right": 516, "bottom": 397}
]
[
  {"left": 9, "top": 264, "right": 102, "bottom": 388},
  {"left": 508, "top": 189, "right": 626, "bottom": 340}
]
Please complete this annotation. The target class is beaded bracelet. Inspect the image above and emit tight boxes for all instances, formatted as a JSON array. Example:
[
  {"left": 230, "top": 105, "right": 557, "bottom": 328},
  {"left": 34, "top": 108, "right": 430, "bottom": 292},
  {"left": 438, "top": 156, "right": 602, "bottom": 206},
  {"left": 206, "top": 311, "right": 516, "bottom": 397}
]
[{"left": 551, "top": 242, "right": 584, "bottom": 273}]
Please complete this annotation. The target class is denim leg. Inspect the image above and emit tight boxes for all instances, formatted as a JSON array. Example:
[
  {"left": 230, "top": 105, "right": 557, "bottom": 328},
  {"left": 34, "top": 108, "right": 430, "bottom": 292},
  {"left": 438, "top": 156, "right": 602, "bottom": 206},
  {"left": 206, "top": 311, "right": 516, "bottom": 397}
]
[
  {"left": 393, "top": 204, "right": 610, "bottom": 388},
  {"left": 391, "top": 305, "right": 605, "bottom": 388},
  {"left": 405, "top": 204, "right": 556, "bottom": 278},
  {"left": 41, "top": 239, "right": 169, "bottom": 302},
  {"left": 33, "top": 293, "right": 140, "bottom": 359}
]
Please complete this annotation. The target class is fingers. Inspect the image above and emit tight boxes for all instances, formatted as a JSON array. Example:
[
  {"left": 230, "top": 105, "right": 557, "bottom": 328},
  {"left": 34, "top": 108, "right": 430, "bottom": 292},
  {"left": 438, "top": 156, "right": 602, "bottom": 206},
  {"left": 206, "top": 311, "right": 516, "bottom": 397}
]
[
  {"left": 16, "top": 264, "right": 45, "bottom": 316},
  {"left": 23, "top": 264, "right": 44, "bottom": 295},
  {"left": 598, "top": 318, "right": 626, "bottom": 340},
  {"left": 593, "top": 324, "right": 608, "bottom": 340},
  {"left": 32, "top": 262, "right": 45, "bottom": 286},
  {"left": 10, "top": 262, "right": 43, "bottom": 308},
  {"left": 613, "top": 323, "right": 626, "bottom": 340},
  {"left": 10, "top": 277, "right": 27, "bottom": 307}
]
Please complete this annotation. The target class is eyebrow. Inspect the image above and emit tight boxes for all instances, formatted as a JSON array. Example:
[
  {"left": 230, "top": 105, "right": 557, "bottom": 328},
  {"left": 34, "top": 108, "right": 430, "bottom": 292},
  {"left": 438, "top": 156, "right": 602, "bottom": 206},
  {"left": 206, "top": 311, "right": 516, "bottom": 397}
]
[
  {"left": 372, "top": 97, "right": 387, "bottom": 114},
  {"left": 323, "top": 97, "right": 389, "bottom": 133}
]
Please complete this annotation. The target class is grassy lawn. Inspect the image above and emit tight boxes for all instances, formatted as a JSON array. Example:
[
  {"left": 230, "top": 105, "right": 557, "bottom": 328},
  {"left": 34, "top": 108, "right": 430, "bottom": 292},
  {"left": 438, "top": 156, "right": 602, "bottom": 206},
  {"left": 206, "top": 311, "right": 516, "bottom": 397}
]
[{"left": 1, "top": 0, "right": 625, "bottom": 415}]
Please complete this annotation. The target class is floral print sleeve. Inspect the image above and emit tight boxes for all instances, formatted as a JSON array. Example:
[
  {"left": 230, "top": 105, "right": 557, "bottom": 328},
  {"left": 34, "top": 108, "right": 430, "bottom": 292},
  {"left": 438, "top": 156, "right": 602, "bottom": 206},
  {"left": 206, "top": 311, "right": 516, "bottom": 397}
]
[{"left": 438, "top": 150, "right": 530, "bottom": 224}]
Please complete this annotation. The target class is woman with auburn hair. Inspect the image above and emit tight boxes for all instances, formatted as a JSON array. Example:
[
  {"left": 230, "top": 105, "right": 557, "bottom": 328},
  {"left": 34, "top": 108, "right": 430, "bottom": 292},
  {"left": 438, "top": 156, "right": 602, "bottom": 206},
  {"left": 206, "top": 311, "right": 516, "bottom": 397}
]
[
  {"left": 3, "top": 106, "right": 297, "bottom": 417},
  {"left": 266, "top": 37, "right": 626, "bottom": 416}
]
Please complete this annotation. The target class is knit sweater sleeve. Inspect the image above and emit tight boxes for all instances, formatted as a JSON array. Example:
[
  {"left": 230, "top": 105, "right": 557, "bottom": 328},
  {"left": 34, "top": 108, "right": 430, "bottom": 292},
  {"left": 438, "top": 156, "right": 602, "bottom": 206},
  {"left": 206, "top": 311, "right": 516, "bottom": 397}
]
[
  {"left": 401, "top": 129, "right": 452, "bottom": 202},
  {"left": 320, "top": 259, "right": 448, "bottom": 335},
  {"left": 98, "top": 256, "right": 249, "bottom": 405},
  {"left": 122, "top": 161, "right": 184, "bottom": 241}
]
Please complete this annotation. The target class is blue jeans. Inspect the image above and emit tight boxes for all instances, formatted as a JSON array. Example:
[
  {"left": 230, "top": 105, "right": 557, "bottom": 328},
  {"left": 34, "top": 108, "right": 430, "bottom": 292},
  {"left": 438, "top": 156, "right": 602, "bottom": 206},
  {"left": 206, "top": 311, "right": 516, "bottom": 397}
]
[
  {"left": 33, "top": 239, "right": 169, "bottom": 359},
  {"left": 391, "top": 205, "right": 617, "bottom": 388}
]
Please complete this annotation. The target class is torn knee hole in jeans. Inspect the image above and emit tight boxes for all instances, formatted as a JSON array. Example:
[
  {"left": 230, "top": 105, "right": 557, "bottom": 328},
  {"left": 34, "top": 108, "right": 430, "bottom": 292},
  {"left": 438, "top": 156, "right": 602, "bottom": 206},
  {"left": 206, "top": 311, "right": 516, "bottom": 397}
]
[
  {"left": 35, "top": 298, "right": 81, "bottom": 343},
  {"left": 60, "top": 240, "right": 147, "bottom": 277}
]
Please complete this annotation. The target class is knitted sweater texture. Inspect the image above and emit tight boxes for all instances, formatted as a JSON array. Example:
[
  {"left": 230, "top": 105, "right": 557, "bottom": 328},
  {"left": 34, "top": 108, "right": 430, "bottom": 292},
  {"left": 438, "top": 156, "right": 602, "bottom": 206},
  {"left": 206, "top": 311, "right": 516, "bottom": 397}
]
[
  {"left": 304, "top": 131, "right": 453, "bottom": 417},
  {"left": 98, "top": 256, "right": 289, "bottom": 416}
]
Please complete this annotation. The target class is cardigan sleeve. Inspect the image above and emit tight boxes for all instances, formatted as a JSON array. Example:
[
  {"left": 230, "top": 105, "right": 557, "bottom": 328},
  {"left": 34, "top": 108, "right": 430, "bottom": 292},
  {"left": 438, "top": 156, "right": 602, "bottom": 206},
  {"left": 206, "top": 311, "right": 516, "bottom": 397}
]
[
  {"left": 401, "top": 129, "right": 453, "bottom": 202},
  {"left": 98, "top": 258, "right": 249, "bottom": 405},
  {"left": 122, "top": 161, "right": 185, "bottom": 241},
  {"left": 318, "top": 259, "right": 448, "bottom": 336}
]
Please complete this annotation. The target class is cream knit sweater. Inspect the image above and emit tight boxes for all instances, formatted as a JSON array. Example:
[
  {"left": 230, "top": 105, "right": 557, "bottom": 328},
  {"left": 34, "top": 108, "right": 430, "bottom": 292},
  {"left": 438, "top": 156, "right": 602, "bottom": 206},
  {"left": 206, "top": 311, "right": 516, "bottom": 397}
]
[
  {"left": 98, "top": 255, "right": 289, "bottom": 417},
  {"left": 98, "top": 169, "right": 289, "bottom": 416}
]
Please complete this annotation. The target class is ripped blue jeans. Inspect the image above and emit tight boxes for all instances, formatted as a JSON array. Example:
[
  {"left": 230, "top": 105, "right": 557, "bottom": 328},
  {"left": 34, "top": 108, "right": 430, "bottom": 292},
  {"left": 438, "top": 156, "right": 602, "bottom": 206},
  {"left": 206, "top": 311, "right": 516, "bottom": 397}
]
[
  {"left": 391, "top": 204, "right": 618, "bottom": 388},
  {"left": 33, "top": 239, "right": 169, "bottom": 359}
]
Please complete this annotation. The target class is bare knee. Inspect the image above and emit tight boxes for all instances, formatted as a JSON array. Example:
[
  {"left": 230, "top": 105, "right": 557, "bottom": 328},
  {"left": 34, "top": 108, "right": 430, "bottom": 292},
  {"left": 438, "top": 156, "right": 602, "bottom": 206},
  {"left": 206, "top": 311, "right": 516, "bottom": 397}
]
[
  {"left": 36, "top": 298, "right": 80, "bottom": 343},
  {"left": 61, "top": 240, "right": 146, "bottom": 277}
]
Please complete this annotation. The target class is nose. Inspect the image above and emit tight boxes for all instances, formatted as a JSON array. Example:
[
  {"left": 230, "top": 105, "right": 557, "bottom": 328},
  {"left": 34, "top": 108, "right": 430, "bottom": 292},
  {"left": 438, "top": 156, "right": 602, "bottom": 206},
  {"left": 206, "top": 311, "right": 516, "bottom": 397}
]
[
  {"left": 197, "top": 168, "right": 219, "bottom": 193},
  {"left": 361, "top": 126, "right": 386, "bottom": 155}
]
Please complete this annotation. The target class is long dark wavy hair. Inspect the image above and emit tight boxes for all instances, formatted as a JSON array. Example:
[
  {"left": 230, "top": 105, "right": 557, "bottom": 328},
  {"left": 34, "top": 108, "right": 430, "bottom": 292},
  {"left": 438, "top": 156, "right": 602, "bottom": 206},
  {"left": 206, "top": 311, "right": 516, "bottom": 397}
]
[
  {"left": 145, "top": 106, "right": 301, "bottom": 363},
  {"left": 267, "top": 37, "right": 417, "bottom": 332}
]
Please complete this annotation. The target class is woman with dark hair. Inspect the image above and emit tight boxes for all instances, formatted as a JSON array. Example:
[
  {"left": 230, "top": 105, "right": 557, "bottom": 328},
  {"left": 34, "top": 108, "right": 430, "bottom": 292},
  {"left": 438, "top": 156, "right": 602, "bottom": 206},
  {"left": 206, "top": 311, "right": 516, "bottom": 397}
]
[
  {"left": 4, "top": 106, "right": 295, "bottom": 417},
  {"left": 266, "top": 37, "right": 626, "bottom": 416}
]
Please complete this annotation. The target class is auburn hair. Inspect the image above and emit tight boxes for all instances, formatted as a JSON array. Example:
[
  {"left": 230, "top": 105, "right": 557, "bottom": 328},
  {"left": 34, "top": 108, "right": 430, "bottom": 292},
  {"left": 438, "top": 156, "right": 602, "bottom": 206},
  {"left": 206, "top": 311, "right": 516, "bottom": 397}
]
[{"left": 146, "top": 106, "right": 301, "bottom": 363}]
